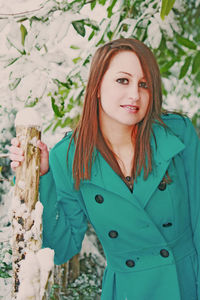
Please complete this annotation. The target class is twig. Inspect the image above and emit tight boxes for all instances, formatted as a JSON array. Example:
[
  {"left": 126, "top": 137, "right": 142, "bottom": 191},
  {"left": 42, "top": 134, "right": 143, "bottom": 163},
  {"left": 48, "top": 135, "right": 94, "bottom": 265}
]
[
  {"left": 0, "top": 153, "right": 9, "bottom": 158},
  {"left": 0, "top": 5, "right": 44, "bottom": 17},
  {"left": 0, "top": 177, "right": 11, "bottom": 182}
]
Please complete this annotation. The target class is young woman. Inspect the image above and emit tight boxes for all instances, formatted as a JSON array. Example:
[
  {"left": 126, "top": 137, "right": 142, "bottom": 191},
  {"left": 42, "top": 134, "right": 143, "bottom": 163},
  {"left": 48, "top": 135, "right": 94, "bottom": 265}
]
[{"left": 10, "top": 38, "right": 200, "bottom": 300}]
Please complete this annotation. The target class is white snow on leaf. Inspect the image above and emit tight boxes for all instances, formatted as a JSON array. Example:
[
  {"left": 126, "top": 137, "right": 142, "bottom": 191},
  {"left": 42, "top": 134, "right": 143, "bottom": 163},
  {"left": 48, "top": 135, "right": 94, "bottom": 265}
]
[
  {"left": 49, "top": 65, "right": 69, "bottom": 83},
  {"left": 109, "top": 12, "right": 121, "bottom": 32},
  {"left": 147, "top": 18, "right": 162, "bottom": 49},
  {"left": 0, "top": 19, "right": 7, "bottom": 32},
  {"left": 24, "top": 25, "right": 39, "bottom": 53},
  {"left": 7, "top": 19, "right": 24, "bottom": 53},
  {"left": 15, "top": 70, "right": 48, "bottom": 101},
  {"left": 122, "top": 19, "right": 137, "bottom": 38},
  {"left": 69, "top": 106, "right": 82, "bottom": 119},
  {"left": 7, "top": 57, "right": 36, "bottom": 78}
]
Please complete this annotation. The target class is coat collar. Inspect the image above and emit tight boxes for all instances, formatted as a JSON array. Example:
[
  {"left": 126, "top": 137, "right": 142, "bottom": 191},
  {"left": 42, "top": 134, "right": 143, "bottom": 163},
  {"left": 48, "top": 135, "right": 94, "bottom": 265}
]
[{"left": 84, "top": 123, "right": 185, "bottom": 209}]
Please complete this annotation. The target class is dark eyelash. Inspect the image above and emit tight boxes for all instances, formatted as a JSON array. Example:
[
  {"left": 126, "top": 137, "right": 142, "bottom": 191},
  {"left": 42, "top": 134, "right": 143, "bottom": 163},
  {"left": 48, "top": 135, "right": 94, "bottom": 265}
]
[
  {"left": 116, "top": 78, "right": 129, "bottom": 84},
  {"left": 139, "top": 82, "right": 148, "bottom": 89}
]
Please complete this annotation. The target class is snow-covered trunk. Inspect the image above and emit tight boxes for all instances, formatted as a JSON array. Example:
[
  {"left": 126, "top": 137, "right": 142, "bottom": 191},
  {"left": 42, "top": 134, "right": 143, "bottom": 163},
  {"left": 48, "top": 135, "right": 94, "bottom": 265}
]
[
  {"left": 12, "top": 125, "right": 41, "bottom": 297},
  {"left": 11, "top": 108, "right": 54, "bottom": 299}
]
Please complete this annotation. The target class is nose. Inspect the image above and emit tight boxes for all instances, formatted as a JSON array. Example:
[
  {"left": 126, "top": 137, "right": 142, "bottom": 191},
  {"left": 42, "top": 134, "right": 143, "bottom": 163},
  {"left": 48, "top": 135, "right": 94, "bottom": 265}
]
[{"left": 128, "top": 81, "right": 139, "bottom": 101}]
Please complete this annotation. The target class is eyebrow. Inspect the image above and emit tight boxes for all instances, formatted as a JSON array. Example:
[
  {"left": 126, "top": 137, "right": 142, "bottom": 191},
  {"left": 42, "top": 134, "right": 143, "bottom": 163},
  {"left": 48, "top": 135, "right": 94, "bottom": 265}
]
[{"left": 117, "top": 71, "right": 146, "bottom": 80}]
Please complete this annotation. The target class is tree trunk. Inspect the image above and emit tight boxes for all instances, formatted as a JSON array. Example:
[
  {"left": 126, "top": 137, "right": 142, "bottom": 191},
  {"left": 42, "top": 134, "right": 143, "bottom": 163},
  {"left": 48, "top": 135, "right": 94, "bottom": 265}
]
[
  {"left": 12, "top": 125, "right": 41, "bottom": 298},
  {"left": 68, "top": 254, "right": 80, "bottom": 282}
]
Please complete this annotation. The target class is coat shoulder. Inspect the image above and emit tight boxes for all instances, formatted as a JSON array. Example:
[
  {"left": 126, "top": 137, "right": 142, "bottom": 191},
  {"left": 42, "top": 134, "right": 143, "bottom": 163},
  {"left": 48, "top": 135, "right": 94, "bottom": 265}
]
[
  {"left": 161, "top": 113, "right": 194, "bottom": 141},
  {"left": 49, "top": 131, "right": 75, "bottom": 165},
  {"left": 50, "top": 131, "right": 73, "bottom": 154}
]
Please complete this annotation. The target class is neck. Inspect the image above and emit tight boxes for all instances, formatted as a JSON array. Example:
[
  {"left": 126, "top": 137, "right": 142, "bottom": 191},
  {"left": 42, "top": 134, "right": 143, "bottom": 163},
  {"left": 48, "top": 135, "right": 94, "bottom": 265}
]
[{"left": 99, "top": 117, "right": 136, "bottom": 154}]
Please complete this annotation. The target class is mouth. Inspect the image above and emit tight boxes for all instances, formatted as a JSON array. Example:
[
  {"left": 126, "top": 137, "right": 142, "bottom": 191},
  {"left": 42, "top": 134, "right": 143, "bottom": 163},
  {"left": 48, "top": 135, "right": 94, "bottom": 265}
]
[{"left": 120, "top": 105, "right": 139, "bottom": 112}]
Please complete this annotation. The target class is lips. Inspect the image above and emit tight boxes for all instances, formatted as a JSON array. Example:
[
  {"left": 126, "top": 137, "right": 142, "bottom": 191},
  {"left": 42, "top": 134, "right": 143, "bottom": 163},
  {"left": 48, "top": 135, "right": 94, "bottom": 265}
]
[{"left": 120, "top": 105, "right": 139, "bottom": 112}]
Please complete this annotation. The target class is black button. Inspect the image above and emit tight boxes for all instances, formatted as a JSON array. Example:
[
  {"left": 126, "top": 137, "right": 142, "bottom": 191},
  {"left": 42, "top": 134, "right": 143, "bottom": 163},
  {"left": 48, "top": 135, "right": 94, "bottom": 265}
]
[
  {"left": 162, "top": 222, "right": 172, "bottom": 227},
  {"left": 125, "top": 176, "right": 131, "bottom": 182},
  {"left": 108, "top": 230, "right": 118, "bottom": 238},
  {"left": 126, "top": 259, "right": 135, "bottom": 267},
  {"left": 158, "top": 180, "right": 166, "bottom": 191},
  {"left": 95, "top": 194, "right": 104, "bottom": 204},
  {"left": 160, "top": 249, "right": 169, "bottom": 257}
]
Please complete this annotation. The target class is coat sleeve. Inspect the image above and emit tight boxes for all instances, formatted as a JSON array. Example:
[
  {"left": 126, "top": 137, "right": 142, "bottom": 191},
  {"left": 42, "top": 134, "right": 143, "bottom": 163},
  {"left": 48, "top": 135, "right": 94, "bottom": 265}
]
[
  {"left": 182, "top": 118, "right": 200, "bottom": 293},
  {"left": 39, "top": 140, "right": 88, "bottom": 265}
]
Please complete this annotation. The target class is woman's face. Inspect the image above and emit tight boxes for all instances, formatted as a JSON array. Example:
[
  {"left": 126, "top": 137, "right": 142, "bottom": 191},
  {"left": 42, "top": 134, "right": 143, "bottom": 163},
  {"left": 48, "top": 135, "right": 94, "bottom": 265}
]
[{"left": 99, "top": 51, "right": 150, "bottom": 129}]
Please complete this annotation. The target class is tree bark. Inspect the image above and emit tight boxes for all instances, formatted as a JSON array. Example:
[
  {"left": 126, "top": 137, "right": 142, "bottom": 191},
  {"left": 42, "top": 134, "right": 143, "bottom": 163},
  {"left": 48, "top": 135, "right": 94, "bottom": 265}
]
[{"left": 12, "top": 126, "right": 41, "bottom": 298}]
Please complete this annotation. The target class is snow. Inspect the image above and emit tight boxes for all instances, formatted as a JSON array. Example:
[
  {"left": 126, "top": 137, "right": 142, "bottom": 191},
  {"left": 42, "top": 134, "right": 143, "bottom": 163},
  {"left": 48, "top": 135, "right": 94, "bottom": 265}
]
[
  {"left": 16, "top": 248, "right": 54, "bottom": 300},
  {"left": 15, "top": 108, "right": 42, "bottom": 128},
  {"left": 17, "top": 180, "right": 25, "bottom": 190}
]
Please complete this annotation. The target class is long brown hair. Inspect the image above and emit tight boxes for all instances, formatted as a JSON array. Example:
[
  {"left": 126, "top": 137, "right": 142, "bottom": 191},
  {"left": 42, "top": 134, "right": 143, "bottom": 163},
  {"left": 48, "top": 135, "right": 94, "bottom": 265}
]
[{"left": 69, "top": 38, "right": 166, "bottom": 189}]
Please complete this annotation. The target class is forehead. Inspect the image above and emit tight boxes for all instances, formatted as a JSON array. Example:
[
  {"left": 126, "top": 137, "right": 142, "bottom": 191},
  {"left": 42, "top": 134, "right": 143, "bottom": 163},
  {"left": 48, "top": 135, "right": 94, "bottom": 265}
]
[{"left": 106, "top": 50, "right": 144, "bottom": 76}]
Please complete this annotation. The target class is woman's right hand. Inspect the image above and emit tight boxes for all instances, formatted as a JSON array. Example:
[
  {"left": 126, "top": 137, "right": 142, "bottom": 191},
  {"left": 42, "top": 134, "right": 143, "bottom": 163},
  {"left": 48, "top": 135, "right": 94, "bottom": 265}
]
[{"left": 9, "top": 138, "right": 49, "bottom": 176}]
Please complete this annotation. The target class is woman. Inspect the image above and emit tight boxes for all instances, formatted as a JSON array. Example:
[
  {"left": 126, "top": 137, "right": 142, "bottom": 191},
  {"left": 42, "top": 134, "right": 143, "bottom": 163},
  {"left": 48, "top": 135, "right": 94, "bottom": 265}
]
[{"left": 10, "top": 38, "right": 200, "bottom": 300}]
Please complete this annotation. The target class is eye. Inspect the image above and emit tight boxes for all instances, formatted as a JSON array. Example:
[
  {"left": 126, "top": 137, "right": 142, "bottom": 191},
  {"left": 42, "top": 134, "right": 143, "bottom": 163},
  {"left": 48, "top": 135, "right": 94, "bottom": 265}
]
[
  {"left": 116, "top": 78, "right": 129, "bottom": 85},
  {"left": 139, "top": 81, "right": 148, "bottom": 89}
]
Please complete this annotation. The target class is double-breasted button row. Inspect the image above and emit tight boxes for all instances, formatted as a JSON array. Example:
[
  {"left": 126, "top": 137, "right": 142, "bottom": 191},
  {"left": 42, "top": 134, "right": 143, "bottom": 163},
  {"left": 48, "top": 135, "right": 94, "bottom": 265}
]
[
  {"left": 95, "top": 194, "right": 104, "bottom": 203},
  {"left": 125, "top": 249, "right": 169, "bottom": 269}
]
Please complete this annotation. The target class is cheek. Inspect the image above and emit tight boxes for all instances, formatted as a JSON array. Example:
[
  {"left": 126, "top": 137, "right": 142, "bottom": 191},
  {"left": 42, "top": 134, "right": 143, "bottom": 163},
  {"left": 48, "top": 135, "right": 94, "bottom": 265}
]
[{"left": 141, "top": 90, "right": 150, "bottom": 107}]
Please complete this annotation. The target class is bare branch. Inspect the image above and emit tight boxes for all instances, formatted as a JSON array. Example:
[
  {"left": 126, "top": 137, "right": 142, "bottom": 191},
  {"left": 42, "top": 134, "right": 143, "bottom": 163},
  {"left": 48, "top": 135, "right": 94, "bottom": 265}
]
[
  {"left": 0, "top": 153, "right": 9, "bottom": 158},
  {"left": 0, "top": 5, "right": 44, "bottom": 19}
]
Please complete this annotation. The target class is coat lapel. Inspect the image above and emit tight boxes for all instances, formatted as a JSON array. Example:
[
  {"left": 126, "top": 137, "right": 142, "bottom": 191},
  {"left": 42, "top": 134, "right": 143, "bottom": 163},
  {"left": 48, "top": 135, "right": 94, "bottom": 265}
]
[
  {"left": 86, "top": 123, "right": 185, "bottom": 209},
  {"left": 128, "top": 124, "right": 185, "bottom": 208}
]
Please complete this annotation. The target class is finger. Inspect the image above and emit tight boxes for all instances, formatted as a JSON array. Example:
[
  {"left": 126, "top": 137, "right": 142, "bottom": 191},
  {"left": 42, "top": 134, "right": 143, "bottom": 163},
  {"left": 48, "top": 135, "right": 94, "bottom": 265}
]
[
  {"left": 9, "top": 145, "right": 23, "bottom": 156},
  {"left": 9, "top": 153, "right": 24, "bottom": 162},
  {"left": 37, "top": 140, "right": 48, "bottom": 153},
  {"left": 11, "top": 161, "right": 19, "bottom": 171},
  {"left": 11, "top": 138, "right": 20, "bottom": 147}
]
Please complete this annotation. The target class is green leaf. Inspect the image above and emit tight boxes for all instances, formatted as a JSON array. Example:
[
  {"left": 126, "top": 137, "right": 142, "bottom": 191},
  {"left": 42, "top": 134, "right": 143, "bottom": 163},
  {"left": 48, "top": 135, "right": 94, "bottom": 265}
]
[
  {"left": 25, "top": 98, "right": 39, "bottom": 107},
  {"left": 91, "top": 0, "right": 97, "bottom": 10},
  {"left": 43, "top": 122, "right": 53, "bottom": 133},
  {"left": 9, "top": 78, "right": 21, "bottom": 90},
  {"left": 160, "top": 0, "right": 176, "bottom": 20},
  {"left": 88, "top": 30, "right": 95, "bottom": 41},
  {"left": 107, "top": 31, "right": 113, "bottom": 40},
  {"left": 7, "top": 37, "right": 26, "bottom": 55},
  {"left": 176, "top": 35, "right": 197, "bottom": 50},
  {"left": 160, "top": 60, "right": 176, "bottom": 73},
  {"left": 107, "top": 0, "right": 118, "bottom": 18},
  {"left": 4, "top": 57, "right": 20, "bottom": 67},
  {"left": 0, "top": 270, "right": 11, "bottom": 278},
  {"left": 51, "top": 97, "right": 64, "bottom": 117},
  {"left": 195, "top": 71, "right": 200, "bottom": 83},
  {"left": 192, "top": 51, "right": 200, "bottom": 74},
  {"left": 72, "top": 20, "right": 86, "bottom": 37},
  {"left": 73, "top": 57, "right": 81, "bottom": 64},
  {"left": 179, "top": 56, "right": 192, "bottom": 79},
  {"left": 70, "top": 45, "right": 80, "bottom": 50},
  {"left": 20, "top": 24, "right": 27, "bottom": 46},
  {"left": 98, "top": 0, "right": 106, "bottom": 5}
]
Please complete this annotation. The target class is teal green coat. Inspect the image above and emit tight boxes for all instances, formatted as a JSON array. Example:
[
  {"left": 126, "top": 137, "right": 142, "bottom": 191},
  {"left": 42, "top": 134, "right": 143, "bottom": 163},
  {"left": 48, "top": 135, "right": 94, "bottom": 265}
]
[{"left": 40, "top": 114, "right": 200, "bottom": 300}]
